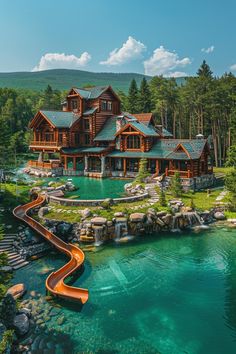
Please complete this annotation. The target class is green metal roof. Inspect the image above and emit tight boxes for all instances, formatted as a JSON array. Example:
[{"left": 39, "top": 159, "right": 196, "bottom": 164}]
[
  {"left": 73, "top": 86, "right": 109, "bottom": 100},
  {"left": 83, "top": 107, "right": 98, "bottom": 116},
  {"left": 108, "top": 139, "right": 207, "bottom": 160},
  {"left": 61, "top": 147, "right": 107, "bottom": 154},
  {"left": 162, "top": 128, "right": 173, "bottom": 137},
  {"left": 128, "top": 121, "right": 158, "bottom": 137},
  {"left": 40, "top": 110, "right": 80, "bottom": 128},
  {"left": 94, "top": 116, "right": 117, "bottom": 141}
]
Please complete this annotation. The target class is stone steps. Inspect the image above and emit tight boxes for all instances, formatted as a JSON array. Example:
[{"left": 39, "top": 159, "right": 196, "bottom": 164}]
[
  {"left": 7, "top": 253, "right": 21, "bottom": 260},
  {"left": 13, "top": 260, "right": 29, "bottom": 270}
]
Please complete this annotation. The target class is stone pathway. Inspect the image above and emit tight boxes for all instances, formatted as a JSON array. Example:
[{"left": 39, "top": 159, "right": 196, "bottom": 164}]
[
  {"left": 215, "top": 190, "right": 228, "bottom": 205},
  {"left": 0, "top": 233, "right": 29, "bottom": 270}
]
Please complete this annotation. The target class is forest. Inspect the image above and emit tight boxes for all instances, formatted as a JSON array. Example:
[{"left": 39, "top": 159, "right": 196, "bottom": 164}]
[{"left": 0, "top": 61, "right": 236, "bottom": 168}]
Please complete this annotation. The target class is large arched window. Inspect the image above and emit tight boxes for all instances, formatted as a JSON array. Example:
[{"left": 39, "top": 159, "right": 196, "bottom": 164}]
[{"left": 127, "top": 135, "right": 141, "bottom": 149}]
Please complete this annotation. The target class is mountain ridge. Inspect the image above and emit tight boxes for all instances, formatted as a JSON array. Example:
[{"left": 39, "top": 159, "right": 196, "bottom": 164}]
[{"left": 0, "top": 68, "right": 186, "bottom": 92}]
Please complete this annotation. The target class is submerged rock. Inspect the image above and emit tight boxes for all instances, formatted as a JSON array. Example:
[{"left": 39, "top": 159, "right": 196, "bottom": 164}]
[
  {"left": 7, "top": 284, "right": 26, "bottom": 300},
  {"left": 13, "top": 313, "right": 30, "bottom": 336}
]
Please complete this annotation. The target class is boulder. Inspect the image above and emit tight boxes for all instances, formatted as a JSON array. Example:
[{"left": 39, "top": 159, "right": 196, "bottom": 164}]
[
  {"left": 13, "top": 313, "right": 30, "bottom": 336},
  {"left": 7, "top": 284, "right": 26, "bottom": 300},
  {"left": 129, "top": 213, "right": 145, "bottom": 223},
  {"left": 91, "top": 217, "right": 107, "bottom": 225},
  {"left": 18, "top": 308, "right": 31, "bottom": 318},
  {"left": 147, "top": 208, "right": 156, "bottom": 217},
  {"left": 214, "top": 211, "right": 225, "bottom": 220},
  {"left": 38, "top": 207, "right": 49, "bottom": 218},
  {"left": 114, "top": 212, "right": 124, "bottom": 217},
  {"left": 0, "top": 266, "right": 13, "bottom": 273},
  {"left": 156, "top": 211, "right": 167, "bottom": 218},
  {"left": 56, "top": 222, "right": 72, "bottom": 236},
  {"left": 81, "top": 208, "right": 91, "bottom": 219},
  {"left": 156, "top": 218, "right": 165, "bottom": 227},
  {"left": 162, "top": 214, "right": 173, "bottom": 226}
]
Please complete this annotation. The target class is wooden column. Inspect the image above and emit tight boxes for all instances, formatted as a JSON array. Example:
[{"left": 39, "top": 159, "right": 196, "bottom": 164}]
[
  {"left": 124, "top": 158, "right": 127, "bottom": 176},
  {"left": 155, "top": 160, "right": 159, "bottom": 174},
  {"left": 64, "top": 156, "right": 68, "bottom": 170}
]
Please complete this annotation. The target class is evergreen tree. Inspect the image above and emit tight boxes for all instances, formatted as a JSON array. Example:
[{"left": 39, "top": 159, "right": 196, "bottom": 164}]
[
  {"left": 138, "top": 78, "right": 152, "bottom": 113},
  {"left": 135, "top": 158, "right": 149, "bottom": 183},
  {"left": 127, "top": 79, "right": 139, "bottom": 113},
  {"left": 170, "top": 172, "right": 183, "bottom": 197},
  {"left": 159, "top": 188, "right": 167, "bottom": 206},
  {"left": 226, "top": 145, "right": 236, "bottom": 167},
  {"left": 197, "top": 60, "right": 213, "bottom": 79},
  {"left": 225, "top": 168, "right": 236, "bottom": 210}
]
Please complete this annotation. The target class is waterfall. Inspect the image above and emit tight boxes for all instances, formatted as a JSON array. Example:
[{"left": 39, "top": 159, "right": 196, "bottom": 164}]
[
  {"left": 185, "top": 212, "right": 203, "bottom": 227},
  {"left": 93, "top": 226, "right": 103, "bottom": 246},
  {"left": 114, "top": 219, "right": 128, "bottom": 241},
  {"left": 171, "top": 215, "right": 180, "bottom": 232}
]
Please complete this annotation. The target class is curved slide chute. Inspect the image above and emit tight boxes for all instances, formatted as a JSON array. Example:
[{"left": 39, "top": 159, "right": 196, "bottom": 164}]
[{"left": 13, "top": 194, "right": 89, "bottom": 304}]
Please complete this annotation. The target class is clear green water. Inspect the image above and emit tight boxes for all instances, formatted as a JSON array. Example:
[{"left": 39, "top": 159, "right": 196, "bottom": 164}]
[
  {"left": 14, "top": 226, "right": 236, "bottom": 353},
  {"left": 46, "top": 176, "right": 128, "bottom": 199}
]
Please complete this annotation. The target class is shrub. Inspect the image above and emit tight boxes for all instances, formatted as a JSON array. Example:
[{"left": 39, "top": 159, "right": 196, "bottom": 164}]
[
  {"left": 170, "top": 172, "right": 183, "bottom": 197},
  {"left": 159, "top": 189, "right": 167, "bottom": 206}
]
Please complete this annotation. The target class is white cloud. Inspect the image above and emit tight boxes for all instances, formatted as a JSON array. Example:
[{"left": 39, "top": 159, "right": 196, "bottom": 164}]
[
  {"left": 143, "top": 46, "right": 191, "bottom": 77},
  {"left": 230, "top": 64, "right": 236, "bottom": 71},
  {"left": 100, "top": 36, "right": 146, "bottom": 66},
  {"left": 32, "top": 52, "right": 91, "bottom": 71},
  {"left": 201, "top": 45, "right": 215, "bottom": 54}
]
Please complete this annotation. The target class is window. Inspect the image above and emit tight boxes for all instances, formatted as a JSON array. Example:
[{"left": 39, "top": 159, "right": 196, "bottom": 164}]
[
  {"left": 84, "top": 118, "right": 90, "bottom": 131},
  {"left": 101, "top": 100, "right": 107, "bottom": 111},
  {"left": 45, "top": 132, "right": 54, "bottom": 141},
  {"left": 84, "top": 134, "right": 90, "bottom": 145},
  {"left": 71, "top": 99, "right": 78, "bottom": 110},
  {"left": 107, "top": 101, "right": 112, "bottom": 111},
  {"left": 127, "top": 135, "right": 141, "bottom": 149}
]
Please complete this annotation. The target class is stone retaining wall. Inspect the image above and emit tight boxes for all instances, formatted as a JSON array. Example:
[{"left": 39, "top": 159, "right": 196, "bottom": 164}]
[{"left": 48, "top": 192, "right": 149, "bottom": 206}]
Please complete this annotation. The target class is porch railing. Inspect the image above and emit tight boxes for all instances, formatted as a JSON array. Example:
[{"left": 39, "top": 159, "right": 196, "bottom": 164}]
[
  {"left": 27, "top": 160, "right": 61, "bottom": 169},
  {"left": 165, "top": 168, "right": 192, "bottom": 178},
  {"left": 30, "top": 140, "right": 64, "bottom": 147}
]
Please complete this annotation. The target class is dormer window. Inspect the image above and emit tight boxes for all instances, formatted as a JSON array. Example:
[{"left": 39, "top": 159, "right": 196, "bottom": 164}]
[
  {"left": 107, "top": 101, "right": 112, "bottom": 111},
  {"left": 101, "top": 100, "right": 107, "bottom": 111},
  {"left": 127, "top": 135, "right": 141, "bottom": 149},
  {"left": 71, "top": 99, "right": 78, "bottom": 110},
  {"left": 101, "top": 100, "right": 112, "bottom": 111}
]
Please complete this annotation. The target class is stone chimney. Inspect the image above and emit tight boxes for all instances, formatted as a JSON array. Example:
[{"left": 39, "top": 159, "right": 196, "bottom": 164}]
[{"left": 116, "top": 115, "right": 125, "bottom": 132}]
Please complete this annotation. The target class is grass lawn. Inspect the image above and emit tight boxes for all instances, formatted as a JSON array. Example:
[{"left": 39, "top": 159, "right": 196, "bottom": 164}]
[{"left": 213, "top": 166, "right": 233, "bottom": 175}]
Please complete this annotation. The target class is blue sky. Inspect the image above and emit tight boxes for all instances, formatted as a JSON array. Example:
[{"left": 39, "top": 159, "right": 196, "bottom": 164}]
[{"left": 0, "top": 0, "right": 235, "bottom": 76}]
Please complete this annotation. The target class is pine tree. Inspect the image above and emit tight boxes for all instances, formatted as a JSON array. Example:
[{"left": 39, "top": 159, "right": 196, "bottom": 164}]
[
  {"left": 135, "top": 158, "right": 149, "bottom": 183},
  {"left": 170, "top": 172, "right": 183, "bottom": 197},
  {"left": 197, "top": 60, "right": 213, "bottom": 79},
  {"left": 159, "top": 188, "right": 167, "bottom": 206},
  {"left": 138, "top": 78, "right": 152, "bottom": 113},
  {"left": 127, "top": 79, "right": 139, "bottom": 113}
]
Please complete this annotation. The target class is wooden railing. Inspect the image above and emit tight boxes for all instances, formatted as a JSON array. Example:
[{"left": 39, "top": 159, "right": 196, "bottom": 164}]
[
  {"left": 27, "top": 160, "right": 61, "bottom": 169},
  {"left": 165, "top": 168, "right": 192, "bottom": 178},
  {"left": 30, "top": 140, "right": 63, "bottom": 147}
]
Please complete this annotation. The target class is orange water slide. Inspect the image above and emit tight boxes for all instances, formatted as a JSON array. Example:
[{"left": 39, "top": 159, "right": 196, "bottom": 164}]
[{"left": 13, "top": 194, "right": 89, "bottom": 304}]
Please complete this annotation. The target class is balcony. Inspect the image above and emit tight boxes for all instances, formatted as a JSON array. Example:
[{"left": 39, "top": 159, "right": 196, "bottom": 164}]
[
  {"left": 28, "top": 160, "right": 61, "bottom": 169},
  {"left": 29, "top": 140, "right": 65, "bottom": 149}
]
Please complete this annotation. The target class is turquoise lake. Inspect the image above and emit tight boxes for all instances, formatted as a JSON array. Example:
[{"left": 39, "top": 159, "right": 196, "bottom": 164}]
[{"left": 13, "top": 225, "right": 236, "bottom": 354}]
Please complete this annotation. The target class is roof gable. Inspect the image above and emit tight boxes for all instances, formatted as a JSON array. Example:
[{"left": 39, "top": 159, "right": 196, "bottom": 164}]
[
  {"left": 30, "top": 110, "right": 81, "bottom": 129},
  {"left": 132, "top": 113, "right": 154, "bottom": 126}
]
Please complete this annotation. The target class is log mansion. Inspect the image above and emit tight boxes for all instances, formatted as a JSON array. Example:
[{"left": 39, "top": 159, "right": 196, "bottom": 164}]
[{"left": 28, "top": 85, "right": 214, "bottom": 189}]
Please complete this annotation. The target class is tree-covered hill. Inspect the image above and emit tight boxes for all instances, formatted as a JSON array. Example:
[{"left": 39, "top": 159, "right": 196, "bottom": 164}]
[{"left": 0, "top": 69, "right": 186, "bottom": 92}]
